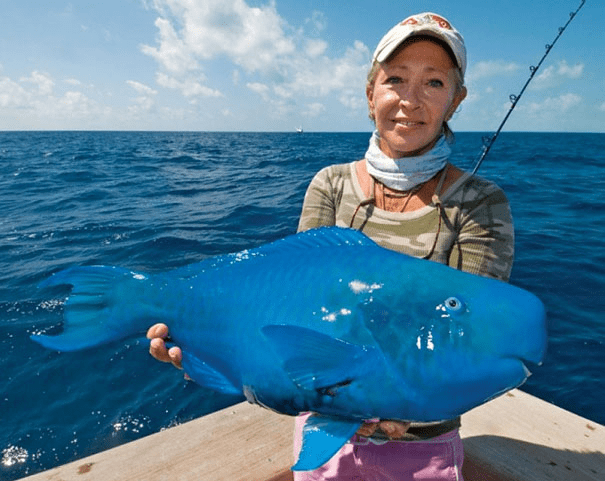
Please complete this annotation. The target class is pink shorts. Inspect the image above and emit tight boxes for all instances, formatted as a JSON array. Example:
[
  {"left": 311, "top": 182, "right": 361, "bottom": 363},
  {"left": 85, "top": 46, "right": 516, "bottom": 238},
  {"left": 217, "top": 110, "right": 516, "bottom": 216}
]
[{"left": 293, "top": 415, "right": 464, "bottom": 481}]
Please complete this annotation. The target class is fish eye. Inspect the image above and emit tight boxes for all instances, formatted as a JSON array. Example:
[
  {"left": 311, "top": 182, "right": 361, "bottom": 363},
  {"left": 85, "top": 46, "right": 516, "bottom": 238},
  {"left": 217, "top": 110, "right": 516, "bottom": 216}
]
[{"left": 444, "top": 297, "right": 464, "bottom": 313}]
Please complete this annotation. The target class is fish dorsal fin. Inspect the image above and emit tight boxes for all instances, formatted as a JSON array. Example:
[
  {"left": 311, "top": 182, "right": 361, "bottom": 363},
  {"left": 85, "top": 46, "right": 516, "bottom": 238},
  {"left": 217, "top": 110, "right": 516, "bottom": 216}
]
[
  {"left": 254, "top": 227, "right": 378, "bottom": 257},
  {"left": 292, "top": 414, "right": 362, "bottom": 471},
  {"left": 168, "top": 228, "right": 378, "bottom": 278}
]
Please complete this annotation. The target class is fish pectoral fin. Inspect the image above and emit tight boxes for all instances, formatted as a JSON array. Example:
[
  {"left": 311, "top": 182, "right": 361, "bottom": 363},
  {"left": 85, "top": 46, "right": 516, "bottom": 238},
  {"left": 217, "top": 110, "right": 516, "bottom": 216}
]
[
  {"left": 292, "top": 414, "right": 362, "bottom": 471},
  {"left": 181, "top": 352, "right": 241, "bottom": 396},
  {"left": 262, "top": 325, "right": 379, "bottom": 391}
]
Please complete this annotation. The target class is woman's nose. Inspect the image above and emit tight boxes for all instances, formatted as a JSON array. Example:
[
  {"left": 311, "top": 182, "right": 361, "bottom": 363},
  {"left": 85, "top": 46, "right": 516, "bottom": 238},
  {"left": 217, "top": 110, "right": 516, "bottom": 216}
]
[{"left": 399, "top": 85, "right": 421, "bottom": 109}]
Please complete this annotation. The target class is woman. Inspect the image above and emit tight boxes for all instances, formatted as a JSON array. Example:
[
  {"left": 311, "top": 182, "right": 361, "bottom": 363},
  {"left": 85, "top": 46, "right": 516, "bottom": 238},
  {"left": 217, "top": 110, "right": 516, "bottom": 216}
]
[{"left": 148, "top": 12, "right": 514, "bottom": 480}]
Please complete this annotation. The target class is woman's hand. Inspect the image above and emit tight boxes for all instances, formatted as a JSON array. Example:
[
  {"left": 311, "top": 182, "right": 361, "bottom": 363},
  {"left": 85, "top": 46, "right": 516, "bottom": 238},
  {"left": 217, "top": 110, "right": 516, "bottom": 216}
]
[
  {"left": 357, "top": 420, "right": 411, "bottom": 439},
  {"left": 146, "top": 323, "right": 183, "bottom": 370}
]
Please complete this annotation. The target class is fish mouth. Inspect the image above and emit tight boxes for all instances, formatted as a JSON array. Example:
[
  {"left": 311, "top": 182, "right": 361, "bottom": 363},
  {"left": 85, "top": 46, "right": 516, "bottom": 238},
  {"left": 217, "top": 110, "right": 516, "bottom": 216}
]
[
  {"left": 503, "top": 327, "right": 548, "bottom": 369},
  {"left": 518, "top": 359, "right": 532, "bottom": 378},
  {"left": 503, "top": 355, "right": 542, "bottom": 381}
]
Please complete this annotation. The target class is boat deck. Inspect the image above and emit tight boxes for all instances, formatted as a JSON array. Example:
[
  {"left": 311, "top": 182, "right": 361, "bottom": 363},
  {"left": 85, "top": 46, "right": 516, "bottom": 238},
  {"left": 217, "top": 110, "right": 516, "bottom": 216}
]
[{"left": 19, "top": 389, "right": 605, "bottom": 481}]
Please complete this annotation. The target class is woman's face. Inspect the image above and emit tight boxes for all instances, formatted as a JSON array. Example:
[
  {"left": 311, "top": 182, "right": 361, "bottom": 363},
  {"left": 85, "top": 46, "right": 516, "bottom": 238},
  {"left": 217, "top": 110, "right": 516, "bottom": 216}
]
[{"left": 367, "top": 39, "right": 467, "bottom": 158}]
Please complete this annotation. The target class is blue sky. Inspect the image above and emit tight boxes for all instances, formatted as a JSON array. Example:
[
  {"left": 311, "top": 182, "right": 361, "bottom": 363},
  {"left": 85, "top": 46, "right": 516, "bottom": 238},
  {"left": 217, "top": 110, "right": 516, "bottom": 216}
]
[{"left": 1, "top": 0, "right": 602, "bottom": 132}]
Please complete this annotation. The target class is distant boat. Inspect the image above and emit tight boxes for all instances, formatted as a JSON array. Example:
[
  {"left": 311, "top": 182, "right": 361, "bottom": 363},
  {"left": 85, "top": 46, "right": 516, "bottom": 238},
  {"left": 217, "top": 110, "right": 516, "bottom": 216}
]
[{"left": 296, "top": 127, "right": 303, "bottom": 133}]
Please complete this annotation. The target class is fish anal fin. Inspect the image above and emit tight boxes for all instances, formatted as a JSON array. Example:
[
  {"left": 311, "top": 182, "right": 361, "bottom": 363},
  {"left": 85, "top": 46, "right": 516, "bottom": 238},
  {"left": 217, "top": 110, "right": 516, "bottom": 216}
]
[{"left": 292, "top": 414, "right": 361, "bottom": 471}]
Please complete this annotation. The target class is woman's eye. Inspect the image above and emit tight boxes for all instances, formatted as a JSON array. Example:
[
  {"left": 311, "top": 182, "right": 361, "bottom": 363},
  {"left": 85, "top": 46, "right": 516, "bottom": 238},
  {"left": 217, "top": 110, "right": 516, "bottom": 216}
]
[
  {"left": 386, "top": 76, "right": 403, "bottom": 85},
  {"left": 428, "top": 79, "right": 444, "bottom": 88}
]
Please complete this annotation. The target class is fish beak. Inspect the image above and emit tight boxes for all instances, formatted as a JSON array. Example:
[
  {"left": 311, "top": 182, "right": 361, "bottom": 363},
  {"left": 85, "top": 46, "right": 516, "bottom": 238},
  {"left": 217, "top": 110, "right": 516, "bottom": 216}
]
[{"left": 501, "top": 287, "right": 548, "bottom": 367}]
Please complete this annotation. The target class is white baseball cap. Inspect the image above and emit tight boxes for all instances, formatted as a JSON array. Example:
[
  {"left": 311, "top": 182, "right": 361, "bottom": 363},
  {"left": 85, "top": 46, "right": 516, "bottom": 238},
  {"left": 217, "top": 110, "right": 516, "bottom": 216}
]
[{"left": 372, "top": 12, "right": 467, "bottom": 76}]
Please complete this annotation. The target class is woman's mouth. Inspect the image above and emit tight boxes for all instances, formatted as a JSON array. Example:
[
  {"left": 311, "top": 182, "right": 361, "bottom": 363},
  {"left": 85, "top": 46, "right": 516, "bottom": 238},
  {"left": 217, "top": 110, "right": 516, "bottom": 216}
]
[{"left": 394, "top": 119, "right": 424, "bottom": 127}]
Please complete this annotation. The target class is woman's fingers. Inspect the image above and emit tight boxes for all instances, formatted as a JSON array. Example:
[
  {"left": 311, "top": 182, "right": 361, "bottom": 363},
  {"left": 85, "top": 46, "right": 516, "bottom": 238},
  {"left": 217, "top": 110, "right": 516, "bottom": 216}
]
[
  {"left": 357, "top": 420, "right": 411, "bottom": 439},
  {"left": 149, "top": 337, "right": 172, "bottom": 363},
  {"left": 146, "top": 323, "right": 169, "bottom": 340},
  {"left": 379, "top": 421, "right": 411, "bottom": 439},
  {"left": 167, "top": 346, "right": 183, "bottom": 370},
  {"left": 356, "top": 422, "right": 379, "bottom": 437},
  {"left": 147, "top": 323, "right": 183, "bottom": 370}
]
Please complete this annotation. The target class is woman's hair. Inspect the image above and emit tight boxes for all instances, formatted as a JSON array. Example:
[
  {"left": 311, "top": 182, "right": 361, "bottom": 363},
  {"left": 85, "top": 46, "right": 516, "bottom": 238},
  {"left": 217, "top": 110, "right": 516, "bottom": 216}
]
[{"left": 366, "top": 35, "right": 465, "bottom": 142}]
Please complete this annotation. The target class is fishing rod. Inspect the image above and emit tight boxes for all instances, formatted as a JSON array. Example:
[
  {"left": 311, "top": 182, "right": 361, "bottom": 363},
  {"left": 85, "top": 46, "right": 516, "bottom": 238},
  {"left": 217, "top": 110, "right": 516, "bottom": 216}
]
[{"left": 470, "top": 0, "right": 586, "bottom": 176}]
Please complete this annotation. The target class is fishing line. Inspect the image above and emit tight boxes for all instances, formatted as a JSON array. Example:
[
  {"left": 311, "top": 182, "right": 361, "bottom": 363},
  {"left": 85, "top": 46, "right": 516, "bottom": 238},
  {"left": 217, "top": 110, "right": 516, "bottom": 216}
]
[{"left": 470, "top": 0, "right": 586, "bottom": 176}]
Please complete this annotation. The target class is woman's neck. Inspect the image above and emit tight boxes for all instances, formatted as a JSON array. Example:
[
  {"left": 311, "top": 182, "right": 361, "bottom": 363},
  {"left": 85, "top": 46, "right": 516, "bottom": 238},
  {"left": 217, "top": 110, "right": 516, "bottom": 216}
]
[{"left": 355, "top": 159, "right": 463, "bottom": 213}]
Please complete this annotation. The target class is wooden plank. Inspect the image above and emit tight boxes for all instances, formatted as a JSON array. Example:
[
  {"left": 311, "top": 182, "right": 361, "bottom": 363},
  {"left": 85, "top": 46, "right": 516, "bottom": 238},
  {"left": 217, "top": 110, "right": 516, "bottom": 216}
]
[
  {"left": 20, "top": 389, "right": 605, "bottom": 481},
  {"left": 461, "top": 389, "right": 605, "bottom": 481},
  {"left": 20, "top": 402, "right": 294, "bottom": 481}
]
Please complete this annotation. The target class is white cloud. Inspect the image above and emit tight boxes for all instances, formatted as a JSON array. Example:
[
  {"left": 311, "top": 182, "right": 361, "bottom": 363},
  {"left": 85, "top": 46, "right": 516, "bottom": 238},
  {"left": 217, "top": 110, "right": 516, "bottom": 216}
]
[
  {"left": 142, "top": 1, "right": 371, "bottom": 116},
  {"left": 558, "top": 61, "right": 583, "bottom": 79},
  {"left": 468, "top": 61, "right": 520, "bottom": 81},
  {"left": 20, "top": 71, "right": 55, "bottom": 96},
  {"left": 127, "top": 80, "right": 158, "bottom": 96},
  {"left": 279, "top": 40, "right": 369, "bottom": 98},
  {"left": 303, "top": 102, "right": 326, "bottom": 117},
  {"left": 56, "top": 91, "right": 98, "bottom": 117},
  {"left": 524, "top": 93, "right": 582, "bottom": 116},
  {"left": 141, "top": 17, "right": 200, "bottom": 75},
  {"left": 0, "top": 76, "right": 29, "bottom": 108},
  {"left": 127, "top": 80, "right": 158, "bottom": 114},
  {"left": 600, "top": 102, "right": 605, "bottom": 112},
  {"left": 156, "top": 72, "right": 222, "bottom": 98},
  {"left": 246, "top": 82, "right": 271, "bottom": 101},
  {"left": 531, "top": 60, "right": 584, "bottom": 90},
  {"left": 305, "top": 11, "right": 327, "bottom": 34},
  {"left": 0, "top": 70, "right": 112, "bottom": 128},
  {"left": 103, "top": 29, "right": 114, "bottom": 43},
  {"left": 305, "top": 38, "right": 328, "bottom": 58},
  {"left": 339, "top": 91, "right": 367, "bottom": 111},
  {"left": 232, "top": 69, "right": 241, "bottom": 86},
  {"left": 142, "top": 0, "right": 295, "bottom": 74}
]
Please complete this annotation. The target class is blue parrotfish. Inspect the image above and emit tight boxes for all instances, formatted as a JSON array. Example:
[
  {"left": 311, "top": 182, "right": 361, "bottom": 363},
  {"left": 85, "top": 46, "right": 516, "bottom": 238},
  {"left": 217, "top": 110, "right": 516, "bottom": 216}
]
[{"left": 31, "top": 227, "right": 547, "bottom": 471}]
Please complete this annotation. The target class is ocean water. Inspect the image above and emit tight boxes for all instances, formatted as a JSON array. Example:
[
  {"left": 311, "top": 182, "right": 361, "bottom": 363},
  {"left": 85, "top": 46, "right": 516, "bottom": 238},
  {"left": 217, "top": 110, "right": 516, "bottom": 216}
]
[{"left": 1, "top": 131, "right": 603, "bottom": 479}]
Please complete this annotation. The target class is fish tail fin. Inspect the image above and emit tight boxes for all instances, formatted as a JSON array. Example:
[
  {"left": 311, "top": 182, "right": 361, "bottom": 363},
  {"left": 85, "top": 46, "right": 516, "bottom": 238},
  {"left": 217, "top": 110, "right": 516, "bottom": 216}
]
[{"left": 32, "top": 266, "right": 157, "bottom": 352}]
